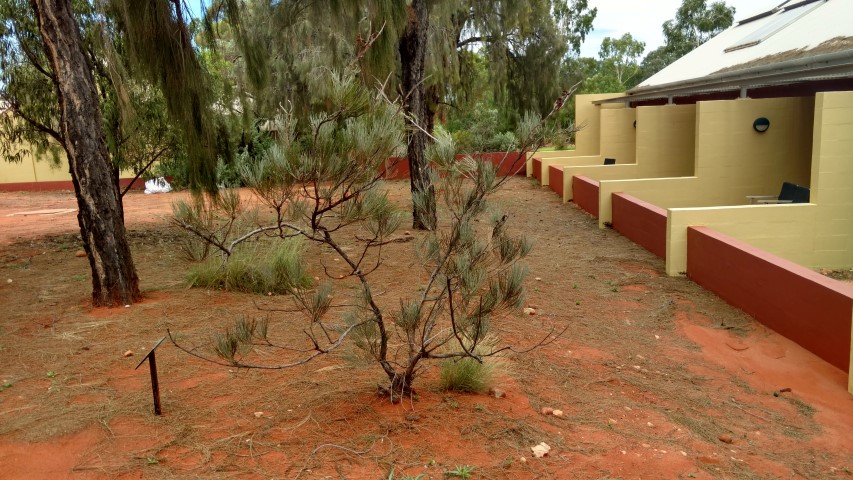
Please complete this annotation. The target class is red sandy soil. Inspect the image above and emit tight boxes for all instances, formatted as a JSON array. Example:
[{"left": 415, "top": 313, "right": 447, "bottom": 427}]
[{"left": 0, "top": 179, "right": 851, "bottom": 479}]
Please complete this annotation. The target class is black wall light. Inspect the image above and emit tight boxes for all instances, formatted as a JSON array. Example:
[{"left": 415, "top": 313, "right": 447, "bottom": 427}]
[{"left": 753, "top": 117, "right": 770, "bottom": 133}]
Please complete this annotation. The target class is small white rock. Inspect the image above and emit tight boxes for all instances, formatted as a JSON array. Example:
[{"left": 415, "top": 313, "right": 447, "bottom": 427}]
[
  {"left": 552, "top": 409, "right": 564, "bottom": 417},
  {"left": 531, "top": 442, "right": 551, "bottom": 458},
  {"left": 523, "top": 307, "right": 536, "bottom": 315},
  {"left": 6, "top": 279, "right": 12, "bottom": 284},
  {"left": 519, "top": 456, "right": 527, "bottom": 463},
  {"left": 534, "top": 277, "right": 542, "bottom": 281},
  {"left": 253, "top": 411, "right": 264, "bottom": 418},
  {"left": 124, "top": 304, "right": 130, "bottom": 308},
  {"left": 123, "top": 350, "right": 133, "bottom": 357},
  {"left": 647, "top": 422, "right": 654, "bottom": 427}
]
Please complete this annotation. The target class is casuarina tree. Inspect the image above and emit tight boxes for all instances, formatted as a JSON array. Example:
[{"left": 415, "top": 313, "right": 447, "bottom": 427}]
[{"left": 169, "top": 66, "right": 575, "bottom": 399}]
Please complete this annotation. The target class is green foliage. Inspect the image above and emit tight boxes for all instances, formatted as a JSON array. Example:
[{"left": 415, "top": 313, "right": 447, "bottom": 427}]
[
  {"left": 109, "top": 0, "right": 234, "bottom": 192},
  {"left": 0, "top": 0, "right": 187, "bottom": 182},
  {"left": 444, "top": 465, "right": 477, "bottom": 478},
  {"left": 640, "top": 0, "right": 735, "bottom": 80},
  {"left": 439, "top": 357, "right": 496, "bottom": 393},
  {"left": 446, "top": 103, "right": 518, "bottom": 153},
  {"left": 187, "top": 240, "right": 312, "bottom": 294}
]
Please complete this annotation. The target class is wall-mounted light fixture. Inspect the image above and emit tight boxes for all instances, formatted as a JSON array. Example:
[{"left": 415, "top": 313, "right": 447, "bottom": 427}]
[{"left": 753, "top": 117, "right": 770, "bottom": 133}]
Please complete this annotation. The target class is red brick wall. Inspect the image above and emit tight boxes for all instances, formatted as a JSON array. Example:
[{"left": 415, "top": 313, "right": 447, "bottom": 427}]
[
  {"left": 612, "top": 193, "right": 667, "bottom": 258},
  {"left": 381, "top": 153, "right": 525, "bottom": 180},
  {"left": 687, "top": 226, "right": 853, "bottom": 372},
  {"left": 549, "top": 166, "right": 563, "bottom": 198},
  {"left": 572, "top": 175, "right": 600, "bottom": 218}
]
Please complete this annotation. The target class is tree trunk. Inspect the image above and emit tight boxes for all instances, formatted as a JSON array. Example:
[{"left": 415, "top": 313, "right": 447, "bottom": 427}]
[
  {"left": 32, "top": 0, "right": 141, "bottom": 307},
  {"left": 399, "top": 0, "right": 436, "bottom": 231}
]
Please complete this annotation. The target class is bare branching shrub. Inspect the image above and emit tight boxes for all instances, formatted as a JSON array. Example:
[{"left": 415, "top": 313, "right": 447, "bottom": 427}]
[{"left": 169, "top": 67, "right": 575, "bottom": 400}]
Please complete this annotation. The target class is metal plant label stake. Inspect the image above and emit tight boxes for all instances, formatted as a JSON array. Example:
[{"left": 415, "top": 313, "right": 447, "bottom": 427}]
[{"left": 135, "top": 336, "right": 167, "bottom": 415}]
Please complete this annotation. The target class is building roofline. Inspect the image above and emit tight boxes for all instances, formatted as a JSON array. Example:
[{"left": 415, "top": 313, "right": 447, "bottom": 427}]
[{"left": 593, "top": 48, "right": 853, "bottom": 105}]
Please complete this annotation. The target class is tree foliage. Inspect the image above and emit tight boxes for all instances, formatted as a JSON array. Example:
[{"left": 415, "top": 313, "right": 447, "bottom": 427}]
[
  {"left": 639, "top": 0, "right": 735, "bottom": 81},
  {"left": 0, "top": 0, "right": 185, "bottom": 186}
]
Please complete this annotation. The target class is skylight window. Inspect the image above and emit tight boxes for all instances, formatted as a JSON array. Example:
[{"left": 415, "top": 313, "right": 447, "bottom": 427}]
[{"left": 725, "top": 0, "right": 825, "bottom": 52}]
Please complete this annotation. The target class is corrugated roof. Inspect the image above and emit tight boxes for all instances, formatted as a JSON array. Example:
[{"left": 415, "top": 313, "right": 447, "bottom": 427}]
[{"left": 635, "top": 0, "right": 852, "bottom": 89}]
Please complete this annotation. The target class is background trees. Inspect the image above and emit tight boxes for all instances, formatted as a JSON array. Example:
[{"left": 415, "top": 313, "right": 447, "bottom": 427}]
[
  {"left": 1, "top": 0, "right": 230, "bottom": 305},
  {"left": 639, "top": 0, "right": 736, "bottom": 80}
]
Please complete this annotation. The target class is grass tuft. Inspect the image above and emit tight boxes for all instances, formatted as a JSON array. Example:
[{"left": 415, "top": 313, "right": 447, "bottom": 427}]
[
  {"left": 439, "top": 357, "right": 496, "bottom": 394},
  {"left": 187, "top": 240, "right": 312, "bottom": 294}
]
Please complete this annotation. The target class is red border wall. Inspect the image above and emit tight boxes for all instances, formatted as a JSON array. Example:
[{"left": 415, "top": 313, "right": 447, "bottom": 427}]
[
  {"left": 381, "top": 152, "right": 526, "bottom": 181},
  {"left": 532, "top": 158, "right": 542, "bottom": 183},
  {"left": 572, "top": 175, "right": 599, "bottom": 218},
  {"left": 687, "top": 226, "right": 853, "bottom": 372},
  {"left": 612, "top": 193, "right": 667, "bottom": 258},
  {"left": 0, "top": 177, "right": 146, "bottom": 192},
  {"left": 474, "top": 152, "right": 527, "bottom": 177},
  {"left": 549, "top": 166, "right": 564, "bottom": 198}
]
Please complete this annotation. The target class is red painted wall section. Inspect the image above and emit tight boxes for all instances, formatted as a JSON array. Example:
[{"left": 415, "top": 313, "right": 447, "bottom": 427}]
[
  {"left": 381, "top": 152, "right": 525, "bottom": 181},
  {"left": 474, "top": 152, "right": 527, "bottom": 176},
  {"left": 532, "top": 158, "right": 542, "bottom": 183},
  {"left": 382, "top": 157, "right": 410, "bottom": 180},
  {"left": 572, "top": 175, "right": 600, "bottom": 218},
  {"left": 0, "top": 178, "right": 147, "bottom": 192},
  {"left": 612, "top": 193, "right": 667, "bottom": 259},
  {"left": 549, "top": 166, "right": 564, "bottom": 198},
  {"left": 687, "top": 226, "right": 853, "bottom": 372}
]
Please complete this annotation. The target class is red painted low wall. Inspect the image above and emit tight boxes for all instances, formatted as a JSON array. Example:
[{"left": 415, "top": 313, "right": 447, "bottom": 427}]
[
  {"left": 612, "top": 193, "right": 667, "bottom": 259},
  {"left": 532, "top": 158, "right": 542, "bottom": 183},
  {"left": 0, "top": 177, "right": 147, "bottom": 192},
  {"left": 687, "top": 226, "right": 853, "bottom": 372},
  {"left": 381, "top": 152, "right": 526, "bottom": 181},
  {"left": 549, "top": 166, "right": 564, "bottom": 198},
  {"left": 572, "top": 175, "right": 599, "bottom": 218},
  {"left": 474, "top": 152, "right": 527, "bottom": 177}
]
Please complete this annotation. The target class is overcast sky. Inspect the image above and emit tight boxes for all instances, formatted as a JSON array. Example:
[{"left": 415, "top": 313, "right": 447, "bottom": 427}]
[
  {"left": 579, "top": 0, "right": 779, "bottom": 58},
  {"left": 186, "top": 0, "right": 780, "bottom": 59}
]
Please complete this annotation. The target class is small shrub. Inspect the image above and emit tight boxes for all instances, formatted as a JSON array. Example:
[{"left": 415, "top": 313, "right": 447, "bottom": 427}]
[
  {"left": 439, "top": 357, "right": 496, "bottom": 393},
  {"left": 187, "top": 240, "right": 312, "bottom": 294}
]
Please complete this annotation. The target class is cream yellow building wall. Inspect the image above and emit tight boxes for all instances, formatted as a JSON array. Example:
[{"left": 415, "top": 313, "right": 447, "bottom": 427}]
[
  {"left": 2, "top": 146, "right": 138, "bottom": 186},
  {"left": 810, "top": 91, "right": 853, "bottom": 268},
  {"left": 526, "top": 92, "right": 622, "bottom": 177},
  {"left": 575, "top": 93, "right": 624, "bottom": 156},
  {"left": 693, "top": 97, "right": 814, "bottom": 204},
  {"left": 635, "top": 104, "right": 696, "bottom": 178},
  {"left": 599, "top": 107, "right": 636, "bottom": 164},
  {"left": 666, "top": 204, "right": 817, "bottom": 275},
  {"left": 598, "top": 177, "right": 702, "bottom": 227},
  {"left": 0, "top": 141, "right": 69, "bottom": 184},
  {"left": 538, "top": 155, "right": 602, "bottom": 186},
  {"left": 527, "top": 150, "right": 588, "bottom": 177},
  {"left": 1, "top": 157, "right": 39, "bottom": 183},
  {"left": 560, "top": 104, "right": 697, "bottom": 202},
  {"left": 596, "top": 96, "right": 815, "bottom": 225},
  {"left": 634, "top": 92, "right": 853, "bottom": 276}
]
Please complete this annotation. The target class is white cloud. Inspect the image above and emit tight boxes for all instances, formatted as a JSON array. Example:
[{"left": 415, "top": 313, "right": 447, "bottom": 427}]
[{"left": 579, "top": 0, "right": 778, "bottom": 58}]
